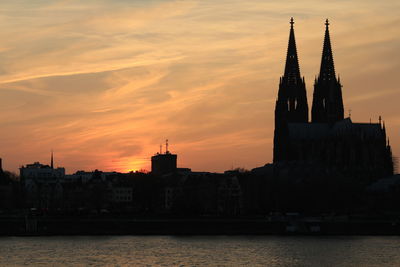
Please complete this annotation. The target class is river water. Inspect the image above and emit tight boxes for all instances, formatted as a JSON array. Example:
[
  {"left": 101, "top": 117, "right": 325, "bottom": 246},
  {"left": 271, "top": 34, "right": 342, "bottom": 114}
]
[{"left": 0, "top": 236, "right": 399, "bottom": 266}]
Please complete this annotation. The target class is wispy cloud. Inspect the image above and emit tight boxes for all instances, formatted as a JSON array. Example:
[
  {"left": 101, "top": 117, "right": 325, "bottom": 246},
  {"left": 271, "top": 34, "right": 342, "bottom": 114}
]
[{"left": 0, "top": 0, "right": 399, "bottom": 172}]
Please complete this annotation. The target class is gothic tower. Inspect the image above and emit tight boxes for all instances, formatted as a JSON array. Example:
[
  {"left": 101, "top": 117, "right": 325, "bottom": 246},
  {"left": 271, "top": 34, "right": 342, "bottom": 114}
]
[
  {"left": 273, "top": 18, "right": 308, "bottom": 163},
  {"left": 311, "top": 19, "right": 344, "bottom": 123}
]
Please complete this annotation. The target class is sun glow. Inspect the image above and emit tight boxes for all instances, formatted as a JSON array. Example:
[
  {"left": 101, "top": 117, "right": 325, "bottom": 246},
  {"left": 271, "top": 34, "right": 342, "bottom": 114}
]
[
  {"left": 116, "top": 158, "right": 149, "bottom": 173},
  {"left": 0, "top": 0, "right": 398, "bottom": 173}
]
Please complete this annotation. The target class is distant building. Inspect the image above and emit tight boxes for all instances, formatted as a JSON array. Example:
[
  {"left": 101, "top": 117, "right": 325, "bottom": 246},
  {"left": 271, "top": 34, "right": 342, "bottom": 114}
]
[
  {"left": 273, "top": 18, "right": 393, "bottom": 180},
  {"left": 64, "top": 171, "right": 93, "bottom": 183},
  {"left": 111, "top": 187, "right": 133, "bottom": 203},
  {"left": 217, "top": 175, "right": 243, "bottom": 215},
  {"left": 164, "top": 186, "right": 175, "bottom": 210},
  {"left": 65, "top": 170, "right": 119, "bottom": 183},
  {"left": 20, "top": 154, "right": 66, "bottom": 208},
  {"left": 20, "top": 162, "right": 65, "bottom": 181},
  {"left": 151, "top": 140, "right": 177, "bottom": 175},
  {"left": 0, "top": 158, "right": 15, "bottom": 209}
]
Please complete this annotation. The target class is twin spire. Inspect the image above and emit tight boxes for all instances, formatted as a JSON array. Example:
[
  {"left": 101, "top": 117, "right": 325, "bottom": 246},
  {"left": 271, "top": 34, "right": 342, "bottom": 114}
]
[
  {"left": 312, "top": 18, "right": 344, "bottom": 123},
  {"left": 319, "top": 19, "right": 336, "bottom": 82},
  {"left": 274, "top": 17, "right": 308, "bottom": 125},
  {"left": 274, "top": 18, "right": 341, "bottom": 163},
  {"left": 284, "top": 17, "right": 301, "bottom": 83},
  {"left": 273, "top": 17, "right": 309, "bottom": 162},
  {"left": 278, "top": 17, "right": 344, "bottom": 124}
]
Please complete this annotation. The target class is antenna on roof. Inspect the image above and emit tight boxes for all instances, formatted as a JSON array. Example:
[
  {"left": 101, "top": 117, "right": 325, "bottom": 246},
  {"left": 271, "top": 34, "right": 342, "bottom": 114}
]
[
  {"left": 166, "top": 139, "right": 169, "bottom": 154},
  {"left": 379, "top": 115, "right": 382, "bottom": 125},
  {"left": 160, "top": 144, "right": 162, "bottom": 154}
]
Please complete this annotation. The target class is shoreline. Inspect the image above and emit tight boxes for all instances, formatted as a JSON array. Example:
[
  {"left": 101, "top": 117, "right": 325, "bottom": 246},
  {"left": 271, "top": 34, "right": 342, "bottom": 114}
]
[{"left": 1, "top": 216, "right": 400, "bottom": 236}]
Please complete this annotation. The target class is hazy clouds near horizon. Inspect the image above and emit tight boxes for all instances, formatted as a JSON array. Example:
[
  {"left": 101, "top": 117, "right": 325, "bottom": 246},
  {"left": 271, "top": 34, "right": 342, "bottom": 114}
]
[{"left": 0, "top": 0, "right": 399, "bottom": 173}]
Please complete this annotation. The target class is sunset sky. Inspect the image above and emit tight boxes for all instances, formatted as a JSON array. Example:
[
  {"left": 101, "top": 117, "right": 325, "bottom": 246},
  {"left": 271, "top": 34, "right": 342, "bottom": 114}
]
[{"left": 0, "top": 0, "right": 399, "bottom": 174}]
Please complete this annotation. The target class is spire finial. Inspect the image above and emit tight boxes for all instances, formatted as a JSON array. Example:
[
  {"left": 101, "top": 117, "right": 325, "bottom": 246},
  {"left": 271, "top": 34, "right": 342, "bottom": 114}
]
[
  {"left": 290, "top": 17, "right": 294, "bottom": 28},
  {"left": 325, "top": 18, "right": 329, "bottom": 28}
]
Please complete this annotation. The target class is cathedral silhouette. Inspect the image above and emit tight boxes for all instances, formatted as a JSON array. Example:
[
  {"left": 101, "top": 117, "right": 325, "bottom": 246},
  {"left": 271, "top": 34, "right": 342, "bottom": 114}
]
[{"left": 273, "top": 18, "right": 393, "bottom": 180}]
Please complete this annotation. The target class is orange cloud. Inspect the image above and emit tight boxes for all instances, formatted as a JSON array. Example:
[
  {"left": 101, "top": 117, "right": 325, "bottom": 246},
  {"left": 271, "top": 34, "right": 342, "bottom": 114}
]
[{"left": 0, "top": 0, "right": 399, "bottom": 173}]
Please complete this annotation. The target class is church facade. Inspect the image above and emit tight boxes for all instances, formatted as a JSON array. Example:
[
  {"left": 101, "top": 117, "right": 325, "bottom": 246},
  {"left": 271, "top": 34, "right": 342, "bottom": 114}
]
[{"left": 273, "top": 18, "right": 393, "bottom": 180}]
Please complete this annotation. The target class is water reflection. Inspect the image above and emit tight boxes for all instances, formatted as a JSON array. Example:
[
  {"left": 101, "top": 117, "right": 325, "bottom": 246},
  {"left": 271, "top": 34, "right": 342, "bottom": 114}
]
[{"left": 1, "top": 236, "right": 400, "bottom": 266}]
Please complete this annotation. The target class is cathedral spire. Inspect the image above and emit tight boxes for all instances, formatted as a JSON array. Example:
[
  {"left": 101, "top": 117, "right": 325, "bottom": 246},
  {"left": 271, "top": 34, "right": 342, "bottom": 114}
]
[
  {"left": 284, "top": 17, "right": 301, "bottom": 82},
  {"left": 319, "top": 19, "right": 336, "bottom": 81},
  {"left": 311, "top": 19, "right": 344, "bottom": 123},
  {"left": 277, "top": 17, "right": 308, "bottom": 119},
  {"left": 274, "top": 18, "right": 308, "bottom": 163}
]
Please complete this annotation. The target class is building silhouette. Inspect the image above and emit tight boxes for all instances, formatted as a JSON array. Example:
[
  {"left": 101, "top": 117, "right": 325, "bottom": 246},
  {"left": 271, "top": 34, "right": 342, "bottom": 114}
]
[
  {"left": 273, "top": 17, "right": 308, "bottom": 163},
  {"left": 273, "top": 18, "right": 393, "bottom": 180},
  {"left": 311, "top": 19, "right": 344, "bottom": 123},
  {"left": 20, "top": 159, "right": 65, "bottom": 209},
  {"left": 0, "top": 158, "right": 16, "bottom": 209},
  {"left": 151, "top": 140, "right": 177, "bottom": 175}
]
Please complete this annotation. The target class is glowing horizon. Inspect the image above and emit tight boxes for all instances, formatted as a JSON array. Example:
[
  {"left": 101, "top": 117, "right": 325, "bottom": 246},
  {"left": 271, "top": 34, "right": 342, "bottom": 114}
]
[{"left": 0, "top": 1, "right": 399, "bottom": 174}]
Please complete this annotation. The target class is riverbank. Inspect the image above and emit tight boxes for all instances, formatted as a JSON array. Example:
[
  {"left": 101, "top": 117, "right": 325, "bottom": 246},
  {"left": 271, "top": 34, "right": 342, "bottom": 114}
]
[{"left": 1, "top": 215, "right": 400, "bottom": 236}]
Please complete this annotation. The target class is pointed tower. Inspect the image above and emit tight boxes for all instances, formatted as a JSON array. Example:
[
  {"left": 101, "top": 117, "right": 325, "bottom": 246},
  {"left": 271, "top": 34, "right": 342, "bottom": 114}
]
[
  {"left": 273, "top": 18, "right": 309, "bottom": 162},
  {"left": 51, "top": 150, "right": 54, "bottom": 169},
  {"left": 312, "top": 19, "right": 344, "bottom": 123}
]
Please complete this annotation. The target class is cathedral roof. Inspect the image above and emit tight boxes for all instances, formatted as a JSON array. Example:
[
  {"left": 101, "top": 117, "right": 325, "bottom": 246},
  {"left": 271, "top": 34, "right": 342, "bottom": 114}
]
[
  {"left": 367, "top": 174, "right": 400, "bottom": 193},
  {"left": 334, "top": 118, "right": 383, "bottom": 137},
  {"left": 331, "top": 118, "right": 353, "bottom": 133},
  {"left": 351, "top": 123, "right": 383, "bottom": 138},
  {"left": 288, "top": 118, "right": 384, "bottom": 139}
]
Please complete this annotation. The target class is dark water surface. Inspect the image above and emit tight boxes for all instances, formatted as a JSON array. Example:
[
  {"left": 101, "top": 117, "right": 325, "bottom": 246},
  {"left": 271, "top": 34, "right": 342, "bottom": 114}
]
[{"left": 0, "top": 236, "right": 400, "bottom": 266}]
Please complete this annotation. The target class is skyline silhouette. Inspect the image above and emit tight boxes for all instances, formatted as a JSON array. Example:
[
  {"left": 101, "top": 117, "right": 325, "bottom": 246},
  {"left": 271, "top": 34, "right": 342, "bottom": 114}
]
[{"left": 0, "top": 1, "right": 398, "bottom": 174}]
